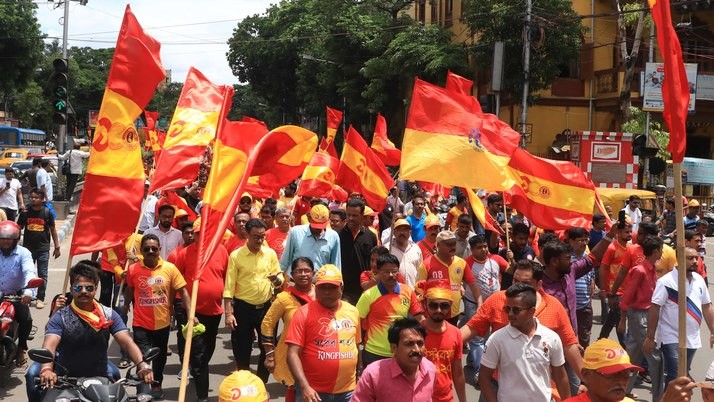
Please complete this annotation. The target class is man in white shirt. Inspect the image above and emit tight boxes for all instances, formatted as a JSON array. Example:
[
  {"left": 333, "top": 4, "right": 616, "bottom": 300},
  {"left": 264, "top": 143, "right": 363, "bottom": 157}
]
[
  {"left": 0, "top": 169, "right": 24, "bottom": 221},
  {"left": 454, "top": 214, "right": 476, "bottom": 259},
  {"left": 138, "top": 182, "right": 157, "bottom": 233},
  {"left": 58, "top": 144, "right": 90, "bottom": 202},
  {"left": 143, "top": 204, "right": 183, "bottom": 259},
  {"left": 479, "top": 283, "right": 570, "bottom": 402},
  {"left": 384, "top": 218, "right": 422, "bottom": 287},
  {"left": 623, "top": 195, "right": 642, "bottom": 231},
  {"left": 36, "top": 159, "right": 56, "bottom": 219},
  {"left": 646, "top": 246, "right": 714, "bottom": 386}
]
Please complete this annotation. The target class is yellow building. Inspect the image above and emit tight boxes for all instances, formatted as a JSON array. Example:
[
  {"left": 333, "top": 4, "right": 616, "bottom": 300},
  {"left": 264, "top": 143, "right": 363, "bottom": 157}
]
[{"left": 406, "top": 0, "right": 714, "bottom": 159}]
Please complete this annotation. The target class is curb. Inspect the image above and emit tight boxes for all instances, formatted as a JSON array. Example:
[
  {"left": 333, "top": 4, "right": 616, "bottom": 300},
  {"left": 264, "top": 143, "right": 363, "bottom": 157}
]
[{"left": 57, "top": 213, "right": 77, "bottom": 243}]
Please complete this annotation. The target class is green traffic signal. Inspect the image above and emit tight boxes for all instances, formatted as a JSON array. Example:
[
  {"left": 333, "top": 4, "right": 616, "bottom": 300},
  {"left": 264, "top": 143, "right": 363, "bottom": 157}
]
[
  {"left": 54, "top": 99, "right": 67, "bottom": 112},
  {"left": 54, "top": 86, "right": 67, "bottom": 98}
]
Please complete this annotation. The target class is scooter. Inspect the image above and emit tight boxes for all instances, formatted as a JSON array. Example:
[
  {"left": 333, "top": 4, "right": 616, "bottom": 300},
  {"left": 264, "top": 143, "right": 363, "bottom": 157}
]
[
  {"left": 29, "top": 346, "right": 160, "bottom": 402},
  {"left": 0, "top": 277, "right": 45, "bottom": 382}
]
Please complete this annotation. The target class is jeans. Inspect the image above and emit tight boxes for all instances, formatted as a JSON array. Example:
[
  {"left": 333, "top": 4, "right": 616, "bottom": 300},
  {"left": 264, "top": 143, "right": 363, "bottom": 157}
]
[
  {"left": 625, "top": 309, "right": 664, "bottom": 402},
  {"left": 175, "top": 303, "right": 222, "bottom": 399},
  {"left": 576, "top": 302, "right": 593, "bottom": 348},
  {"left": 133, "top": 326, "right": 170, "bottom": 385},
  {"left": 30, "top": 249, "right": 49, "bottom": 301},
  {"left": 12, "top": 300, "right": 32, "bottom": 350},
  {"left": 231, "top": 298, "right": 271, "bottom": 383},
  {"left": 599, "top": 296, "right": 626, "bottom": 347},
  {"left": 295, "top": 387, "right": 353, "bottom": 402},
  {"left": 26, "top": 361, "right": 121, "bottom": 402},
  {"left": 565, "top": 360, "right": 581, "bottom": 397},
  {"left": 460, "top": 299, "right": 487, "bottom": 373},
  {"left": 66, "top": 173, "right": 79, "bottom": 202},
  {"left": 1, "top": 207, "right": 17, "bottom": 222},
  {"left": 660, "top": 343, "right": 696, "bottom": 386}
]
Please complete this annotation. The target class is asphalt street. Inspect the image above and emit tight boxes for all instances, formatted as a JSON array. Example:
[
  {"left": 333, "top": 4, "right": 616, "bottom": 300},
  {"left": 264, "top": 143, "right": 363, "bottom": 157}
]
[{"left": 1, "top": 223, "right": 713, "bottom": 401}]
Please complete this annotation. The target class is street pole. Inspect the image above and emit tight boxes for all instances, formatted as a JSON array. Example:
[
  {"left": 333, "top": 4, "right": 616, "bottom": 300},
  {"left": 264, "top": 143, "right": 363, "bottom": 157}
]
[
  {"left": 59, "top": 0, "right": 69, "bottom": 154},
  {"left": 643, "top": 23, "right": 655, "bottom": 188},
  {"left": 519, "top": 0, "right": 532, "bottom": 148}
]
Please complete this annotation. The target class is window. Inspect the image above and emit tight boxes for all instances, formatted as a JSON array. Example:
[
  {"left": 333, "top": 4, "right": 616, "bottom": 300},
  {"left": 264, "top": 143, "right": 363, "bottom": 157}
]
[
  {"left": 445, "top": 0, "right": 453, "bottom": 27},
  {"left": 431, "top": 1, "right": 438, "bottom": 24}
]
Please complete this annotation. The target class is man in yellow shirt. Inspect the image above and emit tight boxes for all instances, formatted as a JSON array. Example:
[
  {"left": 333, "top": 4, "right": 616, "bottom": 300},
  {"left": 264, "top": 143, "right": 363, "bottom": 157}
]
[{"left": 223, "top": 218, "right": 285, "bottom": 383}]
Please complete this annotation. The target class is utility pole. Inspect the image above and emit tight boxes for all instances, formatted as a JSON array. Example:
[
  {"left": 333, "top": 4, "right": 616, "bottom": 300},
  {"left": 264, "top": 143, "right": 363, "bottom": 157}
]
[
  {"left": 643, "top": 23, "right": 655, "bottom": 188},
  {"left": 519, "top": 0, "right": 532, "bottom": 148},
  {"left": 59, "top": 0, "right": 69, "bottom": 154}
]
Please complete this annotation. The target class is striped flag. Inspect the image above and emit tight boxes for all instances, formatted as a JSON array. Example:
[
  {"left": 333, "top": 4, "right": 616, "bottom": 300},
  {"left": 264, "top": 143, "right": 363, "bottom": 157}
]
[{"left": 370, "top": 113, "right": 401, "bottom": 166}]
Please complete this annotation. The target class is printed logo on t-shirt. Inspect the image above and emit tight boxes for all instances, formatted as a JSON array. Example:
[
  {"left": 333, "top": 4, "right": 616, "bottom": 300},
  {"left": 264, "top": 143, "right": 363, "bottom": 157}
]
[
  {"left": 26, "top": 217, "right": 46, "bottom": 232},
  {"left": 136, "top": 275, "right": 169, "bottom": 306},
  {"left": 317, "top": 317, "right": 356, "bottom": 337}
]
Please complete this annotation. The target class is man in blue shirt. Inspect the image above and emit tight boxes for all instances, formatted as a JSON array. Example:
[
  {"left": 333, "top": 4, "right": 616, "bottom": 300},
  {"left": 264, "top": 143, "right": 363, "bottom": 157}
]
[
  {"left": 280, "top": 204, "right": 341, "bottom": 272},
  {"left": 406, "top": 194, "right": 427, "bottom": 242}
]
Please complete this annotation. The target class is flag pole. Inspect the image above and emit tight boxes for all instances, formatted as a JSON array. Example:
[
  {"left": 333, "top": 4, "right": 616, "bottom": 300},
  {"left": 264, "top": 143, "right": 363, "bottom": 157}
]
[
  {"left": 177, "top": 279, "right": 199, "bottom": 402},
  {"left": 673, "top": 163, "right": 687, "bottom": 377},
  {"left": 61, "top": 255, "right": 73, "bottom": 294},
  {"left": 502, "top": 194, "right": 510, "bottom": 251},
  {"left": 387, "top": 180, "right": 400, "bottom": 254}
]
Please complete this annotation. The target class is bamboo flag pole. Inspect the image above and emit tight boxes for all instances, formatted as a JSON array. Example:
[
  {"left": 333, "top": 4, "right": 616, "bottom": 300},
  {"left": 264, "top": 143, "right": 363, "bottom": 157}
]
[
  {"left": 502, "top": 195, "right": 510, "bottom": 252},
  {"left": 61, "top": 255, "right": 73, "bottom": 294},
  {"left": 673, "top": 164, "right": 687, "bottom": 377},
  {"left": 177, "top": 279, "right": 200, "bottom": 402}
]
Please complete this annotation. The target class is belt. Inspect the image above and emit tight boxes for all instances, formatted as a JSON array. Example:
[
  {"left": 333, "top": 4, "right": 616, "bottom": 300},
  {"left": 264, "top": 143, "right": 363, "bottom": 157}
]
[{"left": 234, "top": 298, "right": 269, "bottom": 309}]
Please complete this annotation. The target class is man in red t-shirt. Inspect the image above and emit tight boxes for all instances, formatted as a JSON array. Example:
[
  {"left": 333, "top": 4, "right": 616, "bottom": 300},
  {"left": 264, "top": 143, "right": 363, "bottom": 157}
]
[
  {"left": 266, "top": 207, "right": 291, "bottom": 260},
  {"left": 422, "top": 280, "right": 466, "bottom": 402},
  {"left": 224, "top": 212, "right": 250, "bottom": 254},
  {"left": 598, "top": 224, "right": 631, "bottom": 345},
  {"left": 167, "top": 220, "right": 228, "bottom": 401},
  {"left": 417, "top": 215, "right": 441, "bottom": 259}
]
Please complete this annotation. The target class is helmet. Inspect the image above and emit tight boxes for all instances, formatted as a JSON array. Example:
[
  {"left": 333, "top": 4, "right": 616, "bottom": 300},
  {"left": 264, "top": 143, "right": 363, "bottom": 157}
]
[{"left": 0, "top": 221, "right": 21, "bottom": 239}]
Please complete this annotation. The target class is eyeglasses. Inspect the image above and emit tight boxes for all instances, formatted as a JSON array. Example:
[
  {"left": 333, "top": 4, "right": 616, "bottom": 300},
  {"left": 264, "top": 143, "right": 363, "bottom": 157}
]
[
  {"left": 72, "top": 284, "right": 95, "bottom": 293},
  {"left": 142, "top": 246, "right": 159, "bottom": 252},
  {"left": 502, "top": 306, "right": 532, "bottom": 315},
  {"left": 592, "top": 369, "right": 637, "bottom": 380},
  {"left": 251, "top": 234, "right": 266, "bottom": 241},
  {"left": 427, "top": 302, "right": 451, "bottom": 311}
]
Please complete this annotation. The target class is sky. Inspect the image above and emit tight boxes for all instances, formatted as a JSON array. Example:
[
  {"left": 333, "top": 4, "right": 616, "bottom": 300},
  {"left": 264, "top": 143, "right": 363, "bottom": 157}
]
[{"left": 35, "top": 0, "right": 275, "bottom": 85}]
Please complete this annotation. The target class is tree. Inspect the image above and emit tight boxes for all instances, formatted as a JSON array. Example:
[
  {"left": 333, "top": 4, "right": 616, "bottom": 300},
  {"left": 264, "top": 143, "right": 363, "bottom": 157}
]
[
  {"left": 12, "top": 81, "right": 50, "bottom": 129},
  {"left": 146, "top": 82, "right": 183, "bottom": 121},
  {"left": 462, "top": 0, "right": 584, "bottom": 103},
  {"left": 621, "top": 106, "right": 669, "bottom": 159},
  {"left": 617, "top": 0, "right": 649, "bottom": 123},
  {"left": 0, "top": 0, "right": 44, "bottom": 98}
]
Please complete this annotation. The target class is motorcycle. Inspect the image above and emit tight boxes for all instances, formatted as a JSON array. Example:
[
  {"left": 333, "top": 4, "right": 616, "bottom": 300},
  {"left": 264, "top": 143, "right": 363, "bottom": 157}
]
[
  {"left": 29, "top": 346, "right": 160, "bottom": 402},
  {"left": 0, "top": 277, "right": 45, "bottom": 382}
]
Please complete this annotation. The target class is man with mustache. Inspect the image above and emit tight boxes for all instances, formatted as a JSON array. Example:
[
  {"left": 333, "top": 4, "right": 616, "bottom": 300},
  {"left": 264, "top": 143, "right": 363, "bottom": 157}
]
[
  {"left": 351, "top": 317, "right": 437, "bottom": 401},
  {"left": 384, "top": 218, "right": 422, "bottom": 288},
  {"left": 144, "top": 204, "right": 183, "bottom": 260},
  {"left": 564, "top": 338, "right": 643, "bottom": 402},
  {"left": 417, "top": 214, "right": 442, "bottom": 260}
]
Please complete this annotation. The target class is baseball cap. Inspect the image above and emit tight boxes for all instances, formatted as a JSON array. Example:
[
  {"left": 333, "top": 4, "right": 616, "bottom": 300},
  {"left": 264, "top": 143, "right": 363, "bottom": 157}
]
[
  {"left": 364, "top": 206, "right": 377, "bottom": 216},
  {"left": 582, "top": 338, "right": 643, "bottom": 375},
  {"left": 218, "top": 370, "right": 268, "bottom": 402},
  {"left": 240, "top": 192, "right": 253, "bottom": 203},
  {"left": 688, "top": 199, "right": 700, "bottom": 207},
  {"left": 436, "top": 230, "right": 457, "bottom": 243},
  {"left": 309, "top": 204, "right": 330, "bottom": 229},
  {"left": 175, "top": 209, "right": 188, "bottom": 218},
  {"left": 394, "top": 218, "right": 410, "bottom": 228},
  {"left": 315, "top": 264, "right": 342, "bottom": 286},
  {"left": 424, "top": 215, "right": 441, "bottom": 228}
]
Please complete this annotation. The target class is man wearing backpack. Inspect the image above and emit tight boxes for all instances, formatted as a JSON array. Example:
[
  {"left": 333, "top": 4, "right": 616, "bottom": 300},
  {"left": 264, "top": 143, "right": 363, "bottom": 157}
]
[{"left": 17, "top": 188, "right": 61, "bottom": 309}]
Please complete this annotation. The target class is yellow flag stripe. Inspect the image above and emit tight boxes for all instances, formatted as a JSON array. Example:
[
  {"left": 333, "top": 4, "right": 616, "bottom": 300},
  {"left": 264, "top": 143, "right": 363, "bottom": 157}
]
[
  {"left": 303, "top": 165, "right": 336, "bottom": 185},
  {"left": 507, "top": 167, "right": 595, "bottom": 215},
  {"left": 401, "top": 128, "right": 514, "bottom": 191},
  {"left": 87, "top": 88, "right": 144, "bottom": 180},
  {"left": 342, "top": 142, "right": 389, "bottom": 196},
  {"left": 162, "top": 108, "right": 220, "bottom": 149},
  {"left": 204, "top": 137, "right": 248, "bottom": 213}
]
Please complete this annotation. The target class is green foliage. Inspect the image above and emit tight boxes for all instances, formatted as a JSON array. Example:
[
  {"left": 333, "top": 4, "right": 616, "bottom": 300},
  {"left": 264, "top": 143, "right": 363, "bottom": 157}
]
[
  {"left": 621, "top": 106, "right": 670, "bottom": 159},
  {"left": 622, "top": 2, "right": 651, "bottom": 30},
  {"left": 462, "top": 0, "right": 584, "bottom": 103},
  {"left": 12, "top": 81, "right": 49, "bottom": 128},
  {"left": 146, "top": 82, "right": 184, "bottom": 119},
  {"left": 0, "top": 0, "right": 44, "bottom": 96}
]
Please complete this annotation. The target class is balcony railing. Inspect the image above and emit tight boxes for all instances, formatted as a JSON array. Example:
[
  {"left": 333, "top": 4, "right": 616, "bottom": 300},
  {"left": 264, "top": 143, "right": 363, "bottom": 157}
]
[{"left": 595, "top": 69, "right": 618, "bottom": 94}]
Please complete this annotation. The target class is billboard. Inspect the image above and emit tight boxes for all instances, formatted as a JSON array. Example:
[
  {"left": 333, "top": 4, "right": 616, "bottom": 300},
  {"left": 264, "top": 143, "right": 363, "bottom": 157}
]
[
  {"left": 642, "top": 62, "right": 698, "bottom": 113},
  {"left": 697, "top": 74, "right": 714, "bottom": 101}
]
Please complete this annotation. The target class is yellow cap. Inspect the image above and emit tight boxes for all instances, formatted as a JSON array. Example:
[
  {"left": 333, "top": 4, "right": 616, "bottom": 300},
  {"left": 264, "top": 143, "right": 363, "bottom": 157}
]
[
  {"left": 582, "top": 338, "right": 643, "bottom": 375},
  {"left": 218, "top": 370, "right": 268, "bottom": 402},
  {"left": 309, "top": 204, "right": 330, "bottom": 229},
  {"left": 424, "top": 214, "right": 441, "bottom": 228},
  {"left": 424, "top": 279, "right": 453, "bottom": 301},
  {"left": 688, "top": 199, "right": 700, "bottom": 207},
  {"left": 364, "top": 206, "right": 377, "bottom": 216},
  {"left": 394, "top": 218, "right": 410, "bottom": 228},
  {"left": 315, "top": 264, "right": 342, "bottom": 286}
]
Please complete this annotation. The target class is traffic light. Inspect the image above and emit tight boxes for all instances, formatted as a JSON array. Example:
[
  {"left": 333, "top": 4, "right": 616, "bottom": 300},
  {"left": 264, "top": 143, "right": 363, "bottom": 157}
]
[
  {"left": 52, "top": 58, "right": 69, "bottom": 125},
  {"left": 632, "top": 134, "right": 659, "bottom": 158}
]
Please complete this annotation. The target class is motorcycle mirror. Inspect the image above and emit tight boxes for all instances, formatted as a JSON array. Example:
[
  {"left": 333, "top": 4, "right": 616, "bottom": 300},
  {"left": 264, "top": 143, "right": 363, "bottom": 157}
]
[
  {"left": 143, "top": 347, "right": 161, "bottom": 362},
  {"left": 25, "top": 278, "right": 45, "bottom": 289},
  {"left": 28, "top": 348, "right": 54, "bottom": 364}
]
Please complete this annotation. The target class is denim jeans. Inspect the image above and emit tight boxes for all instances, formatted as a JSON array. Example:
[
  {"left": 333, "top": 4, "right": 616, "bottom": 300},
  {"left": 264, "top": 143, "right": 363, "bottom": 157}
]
[
  {"left": 31, "top": 249, "right": 50, "bottom": 301},
  {"left": 625, "top": 309, "right": 664, "bottom": 401},
  {"left": 26, "top": 361, "right": 121, "bottom": 402},
  {"left": 459, "top": 299, "right": 487, "bottom": 372},
  {"left": 599, "top": 295, "right": 626, "bottom": 347},
  {"left": 660, "top": 343, "right": 696, "bottom": 386},
  {"left": 295, "top": 386, "right": 352, "bottom": 402}
]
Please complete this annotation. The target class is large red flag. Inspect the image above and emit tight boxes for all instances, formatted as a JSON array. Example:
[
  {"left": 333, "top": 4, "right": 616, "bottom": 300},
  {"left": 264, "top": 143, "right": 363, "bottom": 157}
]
[
  {"left": 319, "top": 137, "right": 339, "bottom": 159},
  {"left": 298, "top": 151, "right": 340, "bottom": 199},
  {"left": 336, "top": 126, "right": 395, "bottom": 211},
  {"left": 197, "top": 124, "right": 317, "bottom": 277},
  {"left": 370, "top": 113, "right": 401, "bottom": 166},
  {"left": 648, "top": 0, "right": 689, "bottom": 162},
  {"left": 445, "top": 71, "right": 482, "bottom": 113},
  {"left": 71, "top": 5, "right": 165, "bottom": 255},
  {"left": 150, "top": 67, "right": 233, "bottom": 193},
  {"left": 323, "top": 106, "right": 343, "bottom": 145}
]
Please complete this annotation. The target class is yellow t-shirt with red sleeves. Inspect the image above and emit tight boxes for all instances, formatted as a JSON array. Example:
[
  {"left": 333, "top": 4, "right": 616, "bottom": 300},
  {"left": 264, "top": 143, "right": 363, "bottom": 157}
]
[
  {"left": 417, "top": 254, "right": 475, "bottom": 317},
  {"left": 356, "top": 282, "right": 422, "bottom": 357},
  {"left": 126, "top": 259, "right": 186, "bottom": 330},
  {"left": 285, "top": 300, "right": 361, "bottom": 394}
]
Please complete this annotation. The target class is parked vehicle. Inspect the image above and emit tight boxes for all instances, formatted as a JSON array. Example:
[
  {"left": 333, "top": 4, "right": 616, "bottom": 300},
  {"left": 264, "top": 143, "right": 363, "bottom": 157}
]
[
  {"left": 595, "top": 188, "right": 659, "bottom": 218},
  {"left": 0, "top": 277, "right": 44, "bottom": 382},
  {"left": 0, "top": 149, "right": 29, "bottom": 168},
  {"left": 29, "top": 346, "right": 159, "bottom": 402},
  {"left": 10, "top": 160, "right": 33, "bottom": 177}
]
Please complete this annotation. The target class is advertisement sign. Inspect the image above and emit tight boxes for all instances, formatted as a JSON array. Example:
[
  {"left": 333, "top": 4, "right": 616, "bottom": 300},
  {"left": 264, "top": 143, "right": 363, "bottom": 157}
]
[
  {"left": 697, "top": 74, "right": 714, "bottom": 101},
  {"left": 591, "top": 142, "right": 621, "bottom": 162},
  {"left": 88, "top": 110, "right": 99, "bottom": 128},
  {"left": 682, "top": 157, "right": 714, "bottom": 185},
  {"left": 642, "top": 62, "right": 698, "bottom": 113}
]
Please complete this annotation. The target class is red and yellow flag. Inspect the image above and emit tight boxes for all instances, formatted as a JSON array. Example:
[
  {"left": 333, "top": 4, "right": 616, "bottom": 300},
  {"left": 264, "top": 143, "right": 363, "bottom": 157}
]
[
  {"left": 648, "top": 0, "right": 689, "bottom": 163},
  {"left": 298, "top": 151, "right": 340, "bottom": 199},
  {"left": 418, "top": 181, "right": 451, "bottom": 200},
  {"left": 197, "top": 124, "right": 317, "bottom": 276},
  {"left": 505, "top": 148, "right": 598, "bottom": 230},
  {"left": 71, "top": 5, "right": 165, "bottom": 255},
  {"left": 323, "top": 106, "right": 343, "bottom": 145},
  {"left": 165, "top": 190, "right": 198, "bottom": 222},
  {"left": 319, "top": 137, "right": 339, "bottom": 159},
  {"left": 445, "top": 71, "right": 482, "bottom": 113},
  {"left": 370, "top": 113, "right": 401, "bottom": 166},
  {"left": 150, "top": 67, "right": 233, "bottom": 193},
  {"left": 465, "top": 188, "right": 500, "bottom": 233},
  {"left": 402, "top": 78, "right": 519, "bottom": 191},
  {"left": 336, "top": 126, "right": 395, "bottom": 212}
]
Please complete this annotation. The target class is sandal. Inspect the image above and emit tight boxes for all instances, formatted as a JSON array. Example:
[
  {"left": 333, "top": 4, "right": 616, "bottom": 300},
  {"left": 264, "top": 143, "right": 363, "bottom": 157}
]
[
  {"left": 15, "top": 350, "right": 28, "bottom": 367},
  {"left": 118, "top": 359, "right": 131, "bottom": 369}
]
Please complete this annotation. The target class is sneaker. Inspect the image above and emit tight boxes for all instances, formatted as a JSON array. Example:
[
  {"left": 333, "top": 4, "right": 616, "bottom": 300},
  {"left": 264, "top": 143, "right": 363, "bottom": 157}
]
[
  {"left": 473, "top": 372, "right": 480, "bottom": 388},
  {"left": 35, "top": 300, "right": 45, "bottom": 309},
  {"left": 150, "top": 385, "right": 164, "bottom": 400},
  {"left": 176, "top": 369, "right": 193, "bottom": 380}
]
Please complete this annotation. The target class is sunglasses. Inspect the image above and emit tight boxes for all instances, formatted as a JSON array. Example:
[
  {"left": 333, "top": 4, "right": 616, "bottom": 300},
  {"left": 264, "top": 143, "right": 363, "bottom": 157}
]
[
  {"left": 427, "top": 302, "right": 451, "bottom": 311},
  {"left": 502, "top": 306, "right": 531, "bottom": 315},
  {"left": 142, "top": 246, "right": 159, "bottom": 252},
  {"left": 72, "top": 284, "right": 95, "bottom": 293}
]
